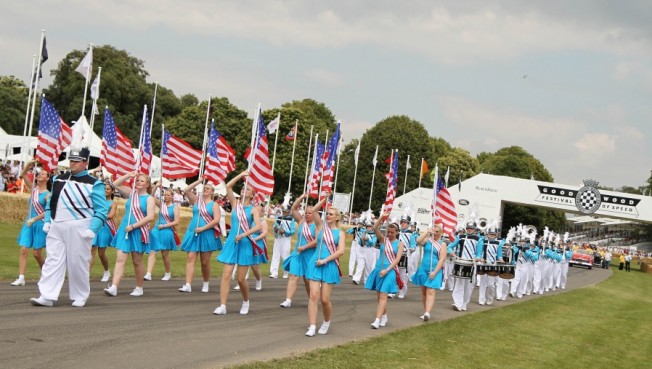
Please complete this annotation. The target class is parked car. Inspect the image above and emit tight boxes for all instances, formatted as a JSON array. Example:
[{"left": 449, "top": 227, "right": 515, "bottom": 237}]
[{"left": 570, "top": 249, "right": 593, "bottom": 269}]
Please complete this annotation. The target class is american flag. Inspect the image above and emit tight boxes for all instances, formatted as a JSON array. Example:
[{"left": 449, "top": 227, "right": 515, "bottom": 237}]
[
  {"left": 246, "top": 113, "right": 274, "bottom": 197},
  {"left": 162, "top": 130, "right": 202, "bottom": 179},
  {"left": 204, "top": 122, "right": 236, "bottom": 185},
  {"left": 383, "top": 149, "right": 399, "bottom": 213},
  {"left": 138, "top": 111, "right": 152, "bottom": 175},
  {"left": 35, "top": 97, "right": 72, "bottom": 172},
  {"left": 320, "top": 123, "right": 341, "bottom": 195},
  {"left": 308, "top": 141, "right": 325, "bottom": 199},
  {"left": 433, "top": 176, "right": 457, "bottom": 240},
  {"left": 101, "top": 108, "right": 136, "bottom": 178}
]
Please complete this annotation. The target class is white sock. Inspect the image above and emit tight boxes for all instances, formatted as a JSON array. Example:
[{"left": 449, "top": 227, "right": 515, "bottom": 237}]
[{"left": 18, "top": 274, "right": 25, "bottom": 280}]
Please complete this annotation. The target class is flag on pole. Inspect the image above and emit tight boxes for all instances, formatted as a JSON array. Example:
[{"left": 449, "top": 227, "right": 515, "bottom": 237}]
[
  {"left": 420, "top": 159, "right": 429, "bottom": 179},
  {"left": 162, "top": 130, "right": 202, "bottom": 179},
  {"left": 308, "top": 141, "right": 325, "bottom": 199},
  {"left": 285, "top": 123, "right": 297, "bottom": 141},
  {"left": 383, "top": 149, "right": 399, "bottom": 213},
  {"left": 246, "top": 114, "right": 274, "bottom": 196},
  {"left": 32, "top": 36, "right": 49, "bottom": 84},
  {"left": 406, "top": 156, "right": 411, "bottom": 170},
  {"left": 35, "top": 97, "right": 72, "bottom": 172},
  {"left": 101, "top": 108, "right": 136, "bottom": 178},
  {"left": 320, "top": 123, "right": 341, "bottom": 194},
  {"left": 354, "top": 140, "right": 360, "bottom": 166},
  {"left": 75, "top": 48, "right": 92, "bottom": 78},
  {"left": 267, "top": 114, "right": 280, "bottom": 134},
  {"left": 138, "top": 112, "right": 152, "bottom": 175},
  {"left": 372, "top": 145, "right": 378, "bottom": 167},
  {"left": 90, "top": 75, "right": 100, "bottom": 100},
  {"left": 434, "top": 176, "right": 457, "bottom": 240},
  {"left": 205, "top": 122, "right": 236, "bottom": 185},
  {"left": 445, "top": 166, "right": 450, "bottom": 185}
]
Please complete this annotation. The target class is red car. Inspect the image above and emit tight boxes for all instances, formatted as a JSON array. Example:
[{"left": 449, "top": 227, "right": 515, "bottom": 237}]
[{"left": 570, "top": 249, "right": 593, "bottom": 269}]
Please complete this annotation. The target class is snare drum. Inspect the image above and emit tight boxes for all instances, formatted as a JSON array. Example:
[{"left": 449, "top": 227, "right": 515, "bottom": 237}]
[
  {"left": 477, "top": 264, "right": 499, "bottom": 277},
  {"left": 497, "top": 264, "right": 515, "bottom": 280},
  {"left": 398, "top": 254, "right": 408, "bottom": 269},
  {"left": 452, "top": 259, "right": 474, "bottom": 279}
]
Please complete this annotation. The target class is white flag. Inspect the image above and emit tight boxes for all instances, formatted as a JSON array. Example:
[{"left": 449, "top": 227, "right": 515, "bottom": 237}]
[
  {"left": 444, "top": 166, "right": 450, "bottom": 185},
  {"left": 372, "top": 145, "right": 378, "bottom": 167},
  {"left": 75, "top": 48, "right": 93, "bottom": 78},
  {"left": 406, "top": 155, "right": 411, "bottom": 169},
  {"left": 354, "top": 140, "right": 360, "bottom": 166},
  {"left": 90, "top": 74, "right": 100, "bottom": 100},
  {"left": 267, "top": 114, "right": 280, "bottom": 134}
]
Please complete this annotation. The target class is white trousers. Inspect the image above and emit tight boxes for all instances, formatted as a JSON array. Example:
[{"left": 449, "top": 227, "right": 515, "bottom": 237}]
[
  {"left": 407, "top": 248, "right": 420, "bottom": 279},
  {"left": 533, "top": 260, "right": 543, "bottom": 293},
  {"left": 452, "top": 275, "right": 474, "bottom": 309},
  {"left": 553, "top": 263, "right": 562, "bottom": 288},
  {"left": 443, "top": 260, "right": 455, "bottom": 290},
  {"left": 496, "top": 277, "right": 510, "bottom": 300},
  {"left": 510, "top": 262, "right": 527, "bottom": 297},
  {"left": 352, "top": 244, "right": 373, "bottom": 283},
  {"left": 348, "top": 241, "right": 360, "bottom": 276},
  {"left": 559, "top": 262, "right": 569, "bottom": 288},
  {"left": 269, "top": 236, "right": 291, "bottom": 277},
  {"left": 38, "top": 219, "right": 92, "bottom": 302},
  {"left": 478, "top": 273, "right": 496, "bottom": 304}
]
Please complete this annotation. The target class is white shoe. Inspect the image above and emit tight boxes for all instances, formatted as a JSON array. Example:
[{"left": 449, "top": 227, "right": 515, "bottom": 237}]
[
  {"left": 179, "top": 283, "right": 192, "bottom": 293},
  {"left": 213, "top": 305, "right": 227, "bottom": 315},
  {"left": 10, "top": 278, "right": 25, "bottom": 286},
  {"left": 72, "top": 299, "right": 86, "bottom": 307},
  {"left": 452, "top": 304, "right": 462, "bottom": 312},
  {"left": 462, "top": 306, "right": 467, "bottom": 311},
  {"left": 202, "top": 282, "right": 209, "bottom": 293},
  {"left": 421, "top": 312, "right": 430, "bottom": 321},
  {"left": 240, "top": 301, "right": 250, "bottom": 315},
  {"left": 233, "top": 284, "right": 240, "bottom": 290},
  {"left": 161, "top": 273, "right": 171, "bottom": 281},
  {"left": 255, "top": 279, "right": 262, "bottom": 291},
  {"left": 397, "top": 294, "right": 405, "bottom": 299},
  {"left": 479, "top": 301, "right": 485, "bottom": 306},
  {"left": 487, "top": 301, "right": 493, "bottom": 305},
  {"left": 305, "top": 325, "right": 316, "bottom": 337},
  {"left": 526, "top": 292, "right": 531, "bottom": 296},
  {"left": 379, "top": 315, "right": 388, "bottom": 327},
  {"left": 318, "top": 321, "right": 330, "bottom": 334},
  {"left": 143, "top": 273, "right": 152, "bottom": 281},
  {"left": 101, "top": 271, "right": 111, "bottom": 282},
  {"left": 280, "top": 299, "right": 292, "bottom": 308},
  {"left": 371, "top": 319, "right": 380, "bottom": 329},
  {"left": 130, "top": 287, "right": 143, "bottom": 296},
  {"left": 388, "top": 294, "right": 396, "bottom": 299},
  {"left": 30, "top": 296, "right": 53, "bottom": 307},
  {"left": 104, "top": 285, "right": 117, "bottom": 296},
  {"left": 283, "top": 272, "right": 289, "bottom": 279},
  {"left": 269, "top": 275, "right": 278, "bottom": 279}
]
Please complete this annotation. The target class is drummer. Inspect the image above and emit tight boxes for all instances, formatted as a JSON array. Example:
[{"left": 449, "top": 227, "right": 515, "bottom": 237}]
[
  {"left": 446, "top": 220, "right": 484, "bottom": 312},
  {"left": 477, "top": 227, "right": 504, "bottom": 306}
]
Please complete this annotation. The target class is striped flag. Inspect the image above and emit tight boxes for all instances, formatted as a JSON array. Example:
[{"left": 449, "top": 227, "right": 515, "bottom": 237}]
[
  {"left": 35, "top": 97, "right": 72, "bottom": 172},
  {"left": 308, "top": 141, "right": 326, "bottom": 199},
  {"left": 162, "top": 130, "right": 202, "bottom": 179},
  {"left": 320, "top": 123, "right": 341, "bottom": 195},
  {"left": 205, "top": 122, "right": 236, "bottom": 185},
  {"left": 434, "top": 175, "right": 457, "bottom": 240},
  {"left": 138, "top": 111, "right": 152, "bottom": 175},
  {"left": 383, "top": 149, "right": 399, "bottom": 213},
  {"left": 246, "top": 114, "right": 274, "bottom": 196},
  {"left": 101, "top": 108, "right": 136, "bottom": 178}
]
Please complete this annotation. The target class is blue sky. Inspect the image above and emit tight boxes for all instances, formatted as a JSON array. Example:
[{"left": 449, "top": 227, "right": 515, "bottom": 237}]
[{"left": 2, "top": 1, "right": 651, "bottom": 189}]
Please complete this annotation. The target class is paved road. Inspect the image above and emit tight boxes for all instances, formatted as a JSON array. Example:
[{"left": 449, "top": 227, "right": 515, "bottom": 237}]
[{"left": 0, "top": 266, "right": 610, "bottom": 369}]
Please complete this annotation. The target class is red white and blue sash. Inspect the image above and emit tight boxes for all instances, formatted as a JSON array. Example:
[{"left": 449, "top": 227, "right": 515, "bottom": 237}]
[
  {"left": 161, "top": 203, "right": 180, "bottom": 245},
  {"left": 31, "top": 188, "right": 45, "bottom": 215},
  {"left": 322, "top": 226, "right": 341, "bottom": 276},
  {"left": 198, "top": 197, "right": 220, "bottom": 238},
  {"left": 301, "top": 222, "right": 315, "bottom": 244},
  {"left": 430, "top": 239, "right": 442, "bottom": 272},
  {"left": 383, "top": 238, "right": 404, "bottom": 290},
  {"left": 107, "top": 219, "right": 117, "bottom": 236},
  {"left": 236, "top": 202, "right": 265, "bottom": 256},
  {"left": 130, "top": 191, "right": 150, "bottom": 243}
]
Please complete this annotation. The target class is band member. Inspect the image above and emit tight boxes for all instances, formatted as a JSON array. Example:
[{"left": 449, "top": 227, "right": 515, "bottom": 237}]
[
  {"left": 215, "top": 171, "right": 264, "bottom": 315},
  {"left": 12, "top": 160, "right": 49, "bottom": 287},
  {"left": 396, "top": 215, "right": 417, "bottom": 299},
  {"left": 145, "top": 187, "right": 181, "bottom": 282},
  {"left": 305, "top": 196, "right": 345, "bottom": 337},
  {"left": 559, "top": 243, "right": 573, "bottom": 289},
  {"left": 31, "top": 148, "right": 109, "bottom": 307},
  {"left": 552, "top": 244, "right": 563, "bottom": 289},
  {"left": 447, "top": 221, "right": 484, "bottom": 311},
  {"left": 279, "top": 193, "right": 317, "bottom": 308},
  {"left": 538, "top": 240, "right": 552, "bottom": 294},
  {"left": 525, "top": 239, "right": 540, "bottom": 296},
  {"left": 347, "top": 220, "right": 366, "bottom": 284},
  {"left": 356, "top": 221, "right": 378, "bottom": 285},
  {"left": 104, "top": 172, "right": 155, "bottom": 297},
  {"left": 412, "top": 224, "right": 447, "bottom": 321},
  {"left": 407, "top": 221, "right": 420, "bottom": 280},
  {"left": 366, "top": 212, "right": 404, "bottom": 329},
  {"left": 509, "top": 238, "right": 530, "bottom": 299},
  {"left": 477, "top": 227, "right": 504, "bottom": 305},
  {"left": 91, "top": 180, "right": 117, "bottom": 282},
  {"left": 269, "top": 205, "right": 296, "bottom": 279}
]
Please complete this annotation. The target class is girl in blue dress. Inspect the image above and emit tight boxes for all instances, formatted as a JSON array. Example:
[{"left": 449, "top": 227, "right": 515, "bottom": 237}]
[
  {"left": 304, "top": 195, "right": 345, "bottom": 337},
  {"left": 91, "top": 180, "right": 117, "bottom": 282},
  {"left": 146, "top": 187, "right": 180, "bottom": 282},
  {"left": 104, "top": 172, "right": 155, "bottom": 297},
  {"left": 11, "top": 160, "right": 50, "bottom": 286},
  {"left": 365, "top": 211, "right": 405, "bottom": 329},
  {"left": 412, "top": 224, "right": 448, "bottom": 321},
  {"left": 178, "top": 179, "right": 222, "bottom": 293},
  {"left": 214, "top": 171, "right": 263, "bottom": 316},
  {"left": 279, "top": 192, "right": 317, "bottom": 308}
]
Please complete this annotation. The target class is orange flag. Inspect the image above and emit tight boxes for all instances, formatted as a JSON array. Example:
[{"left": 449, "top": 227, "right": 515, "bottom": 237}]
[{"left": 420, "top": 159, "right": 429, "bottom": 179}]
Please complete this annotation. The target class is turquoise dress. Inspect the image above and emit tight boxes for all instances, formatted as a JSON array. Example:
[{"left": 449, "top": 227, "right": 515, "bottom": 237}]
[
  {"left": 151, "top": 204, "right": 180, "bottom": 251},
  {"left": 217, "top": 204, "right": 262, "bottom": 266},
  {"left": 306, "top": 227, "right": 342, "bottom": 284},
  {"left": 180, "top": 201, "right": 222, "bottom": 253},
  {"left": 411, "top": 239, "right": 444, "bottom": 289},
  {"left": 17, "top": 190, "right": 48, "bottom": 249},
  {"left": 111, "top": 194, "right": 151, "bottom": 253},
  {"left": 93, "top": 199, "right": 114, "bottom": 248},
  {"left": 365, "top": 239, "right": 400, "bottom": 294},
  {"left": 283, "top": 222, "right": 316, "bottom": 277}
]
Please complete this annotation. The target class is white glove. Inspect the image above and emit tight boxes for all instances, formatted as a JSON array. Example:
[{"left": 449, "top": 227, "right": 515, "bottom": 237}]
[
  {"left": 42, "top": 223, "right": 51, "bottom": 233},
  {"left": 81, "top": 229, "right": 96, "bottom": 240}
]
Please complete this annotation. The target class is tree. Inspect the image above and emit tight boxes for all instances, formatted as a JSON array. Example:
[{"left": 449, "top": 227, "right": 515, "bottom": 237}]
[{"left": 0, "top": 76, "right": 30, "bottom": 135}]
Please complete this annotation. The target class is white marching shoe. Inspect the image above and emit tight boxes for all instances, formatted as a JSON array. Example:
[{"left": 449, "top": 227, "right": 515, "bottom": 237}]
[
  {"left": 143, "top": 273, "right": 152, "bottom": 281},
  {"left": 30, "top": 296, "right": 53, "bottom": 307},
  {"left": 305, "top": 325, "right": 316, "bottom": 337},
  {"left": 280, "top": 299, "right": 292, "bottom": 308},
  {"left": 371, "top": 318, "right": 380, "bottom": 329},
  {"left": 240, "top": 301, "right": 250, "bottom": 315},
  {"left": 255, "top": 279, "right": 262, "bottom": 291},
  {"left": 10, "top": 278, "right": 25, "bottom": 286},
  {"left": 213, "top": 305, "right": 227, "bottom": 315},
  {"left": 130, "top": 287, "right": 143, "bottom": 296},
  {"left": 379, "top": 315, "right": 388, "bottom": 327},
  {"left": 100, "top": 271, "right": 111, "bottom": 282},
  {"left": 318, "top": 321, "right": 330, "bottom": 335},
  {"left": 161, "top": 273, "right": 171, "bottom": 281},
  {"left": 201, "top": 282, "right": 209, "bottom": 293},
  {"left": 104, "top": 285, "right": 117, "bottom": 296},
  {"left": 179, "top": 283, "right": 192, "bottom": 293}
]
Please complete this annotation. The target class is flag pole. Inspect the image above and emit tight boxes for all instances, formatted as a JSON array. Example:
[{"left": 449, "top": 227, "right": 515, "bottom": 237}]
[
  {"left": 368, "top": 145, "right": 378, "bottom": 212},
  {"left": 301, "top": 125, "right": 314, "bottom": 197},
  {"left": 333, "top": 131, "right": 343, "bottom": 194},
  {"left": 150, "top": 83, "right": 158, "bottom": 136},
  {"left": 20, "top": 55, "right": 37, "bottom": 163},
  {"left": 348, "top": 140, "right": 360, "bottom": 225},
  {"left": 126, "top": 105, "right": 148, "bottom": 240},
  {"left": 241, "top": 103, "right": 261, "bottom": 203},
  {"left": 317, "top": 130, "right": 329, "bottom": 203},
  {"left": 80, "top": 44, "right": 93, "bottom": 119},
  {"left": 158, "top": 123, "right": 166, "bottom": 214},
  {"left": 285, "top": 120, "right": 298, "bottom": 199},
  {"left": 270, "top": 112, "right": 281, "bottom": 172},
  {"left": 23, "top": 30, "right": 47, "bottom": 172},
  {"left": 303, "top": 132, "right": 317, "bottom": 209},
  {"left": 87, "top": 67, "right": 102, "bottom": 161},
  {"left": 418, "top": 158, "right": 424, "bottom": 188},
  {"left": 403, "top": 154, "right": 410, "bottom": 195},
  {"left": 431, "top": 163, "right": 439, "bottom": 228},
  {"left": 198, "top": 95, "right": 212, "bottom": 179}
]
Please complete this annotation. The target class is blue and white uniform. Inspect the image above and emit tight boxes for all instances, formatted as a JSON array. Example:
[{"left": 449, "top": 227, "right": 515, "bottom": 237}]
[
  {"left": 447, "top": 233, "right": 484, "bottom": 310},
  {"left": 269, "top": 214, "right": 296, "bottom": 278},
  {"left": 477, "top": 237, "right": 504, "bottom": 305}
]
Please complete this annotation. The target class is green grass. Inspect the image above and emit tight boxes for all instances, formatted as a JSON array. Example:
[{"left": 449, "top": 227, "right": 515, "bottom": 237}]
[{"left": 230, "top": 265, "right": 651, "bottom": 369}]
